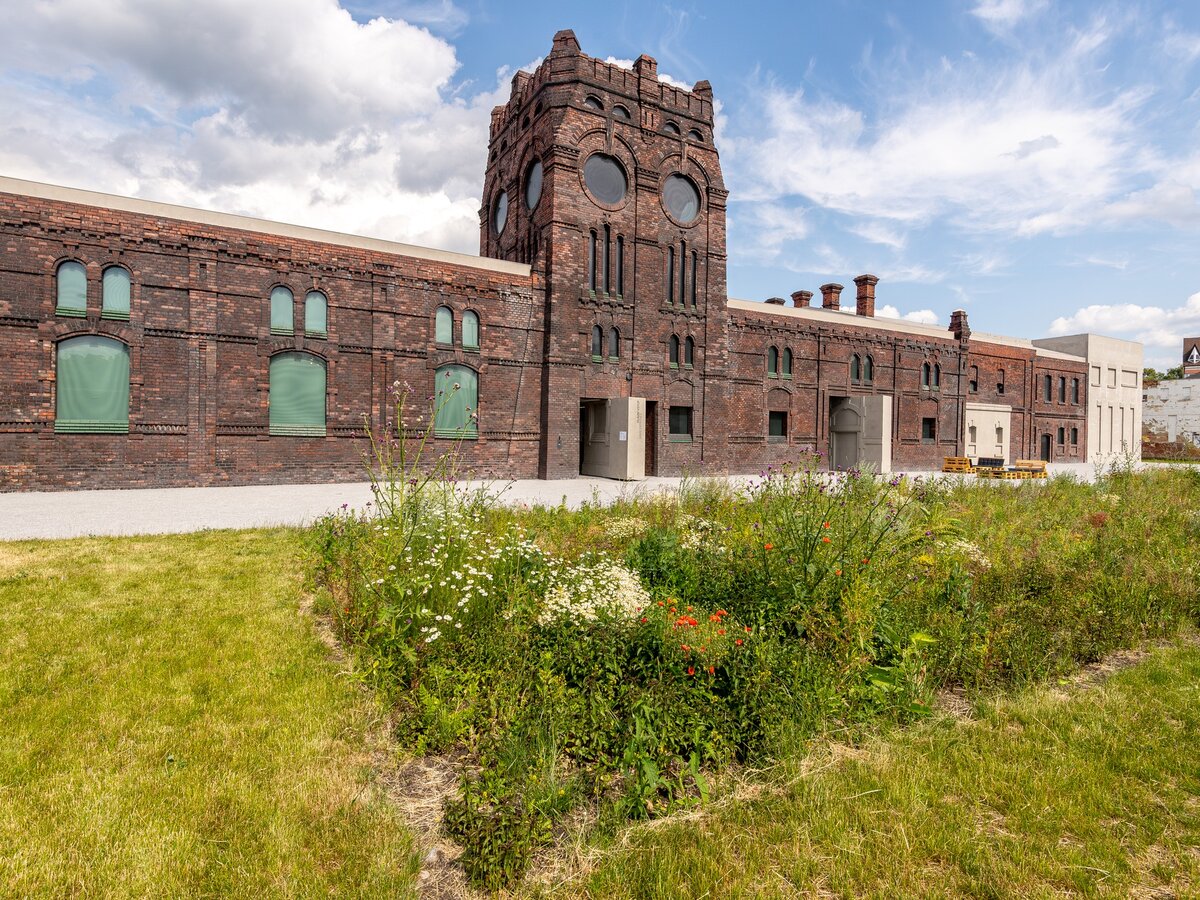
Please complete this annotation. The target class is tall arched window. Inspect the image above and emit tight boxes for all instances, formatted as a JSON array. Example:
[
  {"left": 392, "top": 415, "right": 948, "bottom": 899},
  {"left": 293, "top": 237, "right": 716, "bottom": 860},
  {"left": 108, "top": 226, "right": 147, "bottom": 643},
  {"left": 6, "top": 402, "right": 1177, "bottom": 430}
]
[
  {"left": 667, "top": 245, "right": 676, "bottom": 305},
  {"left": 56, "top": 261, "right": 87, "bottom": 316},
  {"left": 434, "top": 365, "right": 478, "bottom": 439},
  {"left": 850, "top": 354, "right": 861, "bottom": 383},
  {"left": 933, "top": 364, "right": 941, "bottom": 388},
  {"left": 304, "top": 291, "right": 327, "bottom": 337},
  {"left": 102, "top": 266, "right": 130, "bottom": 320},
  {"left": 55, "top": 335, "right": 130, "bottom": 433},
  {"left": 615, "top": 235, "right": 625, "bottom": 296},
  {"left": 864, "top": 355, "right": 874, "bottom": 383},
  {"left": 463, "top": 310, "right": 480, "bottom": 351},
  {"left": 607, "top": 326, "right": 620, "bottom": 359},
  {"left": 690, "top": 250, "right": 698, "bottom": 307},
  {"left": 591, "top": 325, "right": 603, "bottom": 360},
  {"left": 767, "top": 346, "right": 778, "bottom": 377},
  {"left": 684, "top": 336, "right": 695, "bottom": 368},
  {"left": 782, "top": 348, "right": 792, "bottom": 379},
  {"left": 588, "top": 230, "right": 598, "bottom": 292},
  {"left": 669, "top": 334, "right": 680, "bottom": 368},
  {"left": 270, "top": 287, "right": 293, "bottom": 334},
  {"left": 269, "top": 352, "right": 326, "bottom": 436},
  {"left": 921, "top": 362, "right": 931, "bottom": 388},
  {"left": 435, "top": 306, "right": 453, "bottom": 345}
]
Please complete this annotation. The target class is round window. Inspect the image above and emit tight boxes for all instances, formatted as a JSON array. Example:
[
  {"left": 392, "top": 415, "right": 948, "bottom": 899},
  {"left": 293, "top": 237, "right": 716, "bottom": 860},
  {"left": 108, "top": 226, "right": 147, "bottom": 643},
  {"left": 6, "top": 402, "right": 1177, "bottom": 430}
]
[
  {"left": 663, "top": 174, "right": 701, "bottom": 224},
  {"left": 525, "top": 160, "right": 543, "bottom": 210},
  {"left": 583, "top": 154, "right": 627, "bottom": 206},
  {"left": 493, "top": 191, "right": 508, "bottom": 235}
]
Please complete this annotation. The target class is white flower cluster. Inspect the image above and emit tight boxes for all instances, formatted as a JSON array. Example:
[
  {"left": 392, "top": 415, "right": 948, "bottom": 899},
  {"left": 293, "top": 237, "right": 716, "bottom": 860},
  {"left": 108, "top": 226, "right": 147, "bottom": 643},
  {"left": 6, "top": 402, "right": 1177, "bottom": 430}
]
[
  {"left": 947, "top": 538, "right": 991, "bottom": 571},
  {"left": 537, "top": 556, "right": 650, "bottom": 625},
  {"left": 678, "top": 515, "right": 724, "bottom": 553},
  {"left": 1097, "top": 493, "right": 1121, "bottom": 505},
  {"left": 602, "top": 517, "right": 648, "bottom": 542}
]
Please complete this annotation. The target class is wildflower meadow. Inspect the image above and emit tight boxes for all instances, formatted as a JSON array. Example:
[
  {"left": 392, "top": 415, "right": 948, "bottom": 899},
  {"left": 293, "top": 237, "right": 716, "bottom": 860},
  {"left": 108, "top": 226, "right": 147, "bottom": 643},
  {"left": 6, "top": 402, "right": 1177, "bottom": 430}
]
[{"left": 310, "top": 392, "right": 1200, "bottom": 891}]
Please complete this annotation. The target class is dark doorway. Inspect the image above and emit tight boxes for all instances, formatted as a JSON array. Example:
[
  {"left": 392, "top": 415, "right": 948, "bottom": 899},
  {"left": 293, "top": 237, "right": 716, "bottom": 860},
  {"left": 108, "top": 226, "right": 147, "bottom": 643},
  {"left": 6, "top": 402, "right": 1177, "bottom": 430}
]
[
  {"left": 644, "top": 402, "right": 658, "bottom": 476},
  {"left": 1040, "top": 433, "right": 1051, "bottom": 461}
]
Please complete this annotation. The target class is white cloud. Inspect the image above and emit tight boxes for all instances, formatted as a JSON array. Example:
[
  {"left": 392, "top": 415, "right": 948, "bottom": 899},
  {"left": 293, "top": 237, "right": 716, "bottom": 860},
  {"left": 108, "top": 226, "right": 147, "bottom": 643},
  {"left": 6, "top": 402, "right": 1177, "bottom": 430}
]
[
  {"left": 0, "top": 0, "right": 505, "bottom": 253},
  {"left": 729, "top": 201, "right": 809, "bottom": 263},
  {"left": 1048, "top": 291, "right": 1200, "bottom": 366},
  {"left": 878, "top": 304, "right": 940, "bottom": 325},
  {"left": 970, "top": 0, "right": 1048, "bottom": 31},
  {"left": 603, "top": 57, "right": 691, "bottom": 90}
]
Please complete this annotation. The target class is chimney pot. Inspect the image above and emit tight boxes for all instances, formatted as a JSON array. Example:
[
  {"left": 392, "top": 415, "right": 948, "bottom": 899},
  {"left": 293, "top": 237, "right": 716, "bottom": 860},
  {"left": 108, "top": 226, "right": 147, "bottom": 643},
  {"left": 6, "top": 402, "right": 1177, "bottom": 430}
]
[
  {"left": 853, "top": 273, "right": 879, "bottom": 317},
  {"left": 819, "top": 282, "right": 844, "bottom": 310},
  {"left": 949, "top": 308, "right": 971, "bottom": 341},
  {"left": 765, "top": 297, "right": 786, "bottom": 306},
  {"left": 791, "top": 290, "right": 813, "bottom": 308}
]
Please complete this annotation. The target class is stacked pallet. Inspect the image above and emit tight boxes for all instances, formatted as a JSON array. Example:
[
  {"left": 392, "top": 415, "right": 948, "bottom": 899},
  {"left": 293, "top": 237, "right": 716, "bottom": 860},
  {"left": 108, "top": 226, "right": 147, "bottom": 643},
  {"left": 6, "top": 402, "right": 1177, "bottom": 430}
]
[{"left": 942, "top": 456, "right": 974, "bottom": 474}]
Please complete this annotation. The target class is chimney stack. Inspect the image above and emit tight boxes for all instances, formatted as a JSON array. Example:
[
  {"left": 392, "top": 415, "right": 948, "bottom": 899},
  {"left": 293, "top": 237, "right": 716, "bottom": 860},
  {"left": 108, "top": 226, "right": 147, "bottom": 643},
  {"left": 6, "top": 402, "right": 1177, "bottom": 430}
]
[
  {"left": 949, "top": 309, "right": 971, "bottom": 341},
  {"left": 791, "top": 290, "right": 813, "bottom": 308},
  {"left": 819, "top": 282, "right": 843, "bottom": 310},
  {"left": 765, "top": 297, "right": 786, "bottom": 306},
  {"left": 854, "top": 274, "right": 879, "bottom": 317}
]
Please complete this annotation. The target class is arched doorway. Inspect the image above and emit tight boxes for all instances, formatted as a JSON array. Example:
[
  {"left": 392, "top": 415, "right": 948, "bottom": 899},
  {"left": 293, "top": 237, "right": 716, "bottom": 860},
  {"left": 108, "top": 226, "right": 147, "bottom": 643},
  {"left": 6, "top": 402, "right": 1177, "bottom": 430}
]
[
  {"left": 1040, "top": 433, "right": 1051, "bottom": 461},
  {"left": 830, "top": 402, "right": 862, "bottom": 470}
]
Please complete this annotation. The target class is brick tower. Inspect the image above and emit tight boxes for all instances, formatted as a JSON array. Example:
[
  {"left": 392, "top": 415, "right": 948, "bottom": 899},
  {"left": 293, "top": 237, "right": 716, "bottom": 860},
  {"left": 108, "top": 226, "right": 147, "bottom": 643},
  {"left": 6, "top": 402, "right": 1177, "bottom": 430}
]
[{"left": 480, "top": 29, "right": 729, "bottom": 478}]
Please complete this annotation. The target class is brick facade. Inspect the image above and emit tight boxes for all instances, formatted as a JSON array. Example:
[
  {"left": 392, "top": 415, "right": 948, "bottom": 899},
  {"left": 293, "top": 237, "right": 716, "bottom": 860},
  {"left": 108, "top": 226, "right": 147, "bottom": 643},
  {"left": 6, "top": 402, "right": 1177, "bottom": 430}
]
[{"left": 0, "top": 30, "right": 1090, "bottom": 491}]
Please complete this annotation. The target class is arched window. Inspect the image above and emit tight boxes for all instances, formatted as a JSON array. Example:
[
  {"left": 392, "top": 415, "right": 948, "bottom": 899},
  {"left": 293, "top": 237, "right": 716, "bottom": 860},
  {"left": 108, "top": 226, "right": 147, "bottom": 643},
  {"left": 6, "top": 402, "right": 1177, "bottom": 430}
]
[
  {"left": 584, "top": 95, "right": 604, "bottom": 111},
  {"left": 269, "top": 352, "right": 326, "bottom": 436},
  {"left": 921, "top": 362, "right": 931, "bottom": 388},
  {"left": 666, "top": 245, "right": 676, "bottom": 305},
  {"left": 690, "top": 250, "right": 698, "bottom": 307},
  {"left": 1071, "top": 427, "right": 1079, "bottom": 445},
  {"left": 1057, "top": 376, "right": 1066, "bottom": 403},
  {"left": 969, "top": 425, "right": 977, "bottom": 444},
  {"left": 968, "top": 364, "right": 978, "bottom": 393},
  {"left": 864, "top": 355, "right": 874, "bottom": 383},
  {"left": 613, "top": 104, "right": 631, "bottom": 120},
  {"left": 933, "top": 364, "right": 941, "bottom": 388},
  {"left": 850, "top": 354, "right": 861, "bottom": 384},
  {"left": 55, "top": 335, "right": 130, "bottom": 433},
  {"left": 607, "top": 326, "right": 620, "bottom": 359},
  {"left": 463, "top": 311, "right": 480, "bottom": 351},
  {"left": 687, "top": 129, "right": 703, "bottom": 142},
  {"left": 767, "top": 346, "right": 778, "bottom": 377},
  {"left": 304, "top": 291, "right": 327, "bottom": 337},
  {"left": 435, "top": 306, "right": 453, "bottom": 345},
  {"left": 782, "top": 348, "right": 792, "bottom": 378},
  {"left": 102, "top": 266, "right": 130, "bottom": 320},
  {"left": 591, "top": 325, "right": 603, "bottom": 360},
  {"left": 669, "top": 334, "right": 680, "bottom": 368},
  {"left": 270, "top": 286, "right": 294, "bottom": 334},
  {"left": 434, "top": 365, "right": 478, "bottom": 439},
  {"left": 684, "top": 336, "right": 695, "bottom": 368},
  {"left": 615, "top": 235, "right": 625, "bottom": 296},
  {"left": 663, "top": 121, "right": 681, "bottom": 135},
  {"left": 56, "top": 261, "right": 87, "bottom": 316},
  {"left": 588, "top": 230, "right": 598, "bottom": 292}
]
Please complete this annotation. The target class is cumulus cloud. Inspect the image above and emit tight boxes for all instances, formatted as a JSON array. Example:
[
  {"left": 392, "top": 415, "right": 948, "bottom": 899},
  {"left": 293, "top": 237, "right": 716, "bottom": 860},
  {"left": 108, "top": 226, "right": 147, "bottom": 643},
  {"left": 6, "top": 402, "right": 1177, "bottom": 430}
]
[
  {"left": 878, "top": 304, "right": 940, "bottom": 325},
  {"left": 1048, "top": 291, "right": 1200, "bottom": 367},
  {"left": 0, "top": 0, "right": 504, "bottom": 253},
  {"left": 603, "top": 57, "right": 692, "bottom": 90}
]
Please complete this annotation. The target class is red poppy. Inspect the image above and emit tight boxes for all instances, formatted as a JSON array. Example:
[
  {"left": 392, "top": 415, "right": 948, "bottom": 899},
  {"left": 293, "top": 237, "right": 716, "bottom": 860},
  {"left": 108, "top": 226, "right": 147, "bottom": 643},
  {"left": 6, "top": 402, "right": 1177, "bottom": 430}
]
[
  {"left": 735, "top": 638, "right": 744, "bottom": 646},
  {"left": 822, "top": 536, "right": 831, "bottom": 543},
  {"left": 764, "top": 543, "right": 774, "bottom": 551},
  {"left": 706, "top": 665, "right": 715, "bottom": 674},
  {"left": 718, "top": 628, "right": 726, "bottom": 635},
  {"left": 687, "top": 666, "right": 695, "bottom": 676},
  {"left": 861, "top": 558, "right": 869, "bottom": 565},
  {"left": 823, "top": 521, "right": 830, "bottom": 528},
  {"left": 681, "top": 644, "right": 690, "bottom": 651},
  {"left": 640, "top": 617, "right": 648, "bottom": 623},
  {"left": 835, "top": 569, "right": 842, "bottom": 576},
  {"left": 745, "top": 626, "right": 752, "bottom": 633}
]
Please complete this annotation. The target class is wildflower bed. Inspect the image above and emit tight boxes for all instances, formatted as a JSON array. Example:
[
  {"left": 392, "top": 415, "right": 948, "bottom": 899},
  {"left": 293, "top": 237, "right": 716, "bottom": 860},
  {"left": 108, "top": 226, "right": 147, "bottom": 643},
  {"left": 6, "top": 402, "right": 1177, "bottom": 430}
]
[{"left": 311, "top": 444, "right": 1200, "bottom": 891}]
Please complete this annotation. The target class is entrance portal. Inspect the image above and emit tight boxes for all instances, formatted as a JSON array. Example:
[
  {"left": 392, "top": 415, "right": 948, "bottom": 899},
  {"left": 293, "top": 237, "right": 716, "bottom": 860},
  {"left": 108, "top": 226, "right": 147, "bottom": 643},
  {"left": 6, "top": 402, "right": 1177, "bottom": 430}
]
[
  {"left": 579, "top": 397, "right": 647, "bottom": 480},
  {"left": 828, "top": 395, "right": 893, "bottom": 472}
]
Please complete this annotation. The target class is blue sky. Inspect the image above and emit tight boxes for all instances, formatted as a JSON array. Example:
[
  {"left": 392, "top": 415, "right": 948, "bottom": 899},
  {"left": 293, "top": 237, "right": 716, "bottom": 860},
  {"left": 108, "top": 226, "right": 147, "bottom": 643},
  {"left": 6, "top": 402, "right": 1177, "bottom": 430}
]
[{"left": 2, "top": 0, "right": 1199, "bottom": 367}]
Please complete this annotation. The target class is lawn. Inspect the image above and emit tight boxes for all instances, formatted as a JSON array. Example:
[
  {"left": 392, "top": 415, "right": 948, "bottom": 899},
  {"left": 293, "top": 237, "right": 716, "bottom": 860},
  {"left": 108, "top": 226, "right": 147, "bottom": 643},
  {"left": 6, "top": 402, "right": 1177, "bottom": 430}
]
[
  {"left": 554, "top": 639, "right": 1200, "bottom": 899},
  {"left": 0, "top": 529, "right": 417, "bottom": 898}
]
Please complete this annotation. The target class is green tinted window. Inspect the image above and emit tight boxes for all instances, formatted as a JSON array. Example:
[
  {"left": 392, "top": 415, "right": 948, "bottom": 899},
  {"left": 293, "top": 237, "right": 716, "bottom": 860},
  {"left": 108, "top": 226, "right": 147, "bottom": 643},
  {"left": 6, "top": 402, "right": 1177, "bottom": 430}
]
[
  {"left": 56, "top": 261, "right": 87, "bottom": 316},
  {"left": 304, "top": 291, "right": 327, "bottom": 336},
  {"left": 463, "top": 311, "right": 480, "bottom": 350},
  {"left": 101, "top": 267, "right": 130, "bottom": 319},
  {"left": 271, "top": 287, "right": 293, "bottom": 334},
  {"left": 55, "top": 335, "right": 129, "bottom": 433},
  {"left": 435, "top": 306, "right": 453, "bottom": 344},
  {"left": 434, "top": 365, "right": 478, "bottom": 439},
  {"left": 269, "top": 352, "right": 326, "bottom": 436}
]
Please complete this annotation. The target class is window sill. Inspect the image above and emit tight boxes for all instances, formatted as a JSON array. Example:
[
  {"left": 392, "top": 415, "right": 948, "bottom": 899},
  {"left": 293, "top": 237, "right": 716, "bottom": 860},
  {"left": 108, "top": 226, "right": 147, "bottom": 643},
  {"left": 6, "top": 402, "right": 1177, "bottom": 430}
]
[
  {"left": 54, "top": 421, "right": 129, "bottom": 434},
  {"left": 101, "top": 311, "right": 130, "bottom": 321},
  {"left": 684, "top": 364, "right": 693, "bottom": 370},
  {"left": 607, "top": 356, "right": 619, "bottom": 362},
  {"left": 669, "top": 363, "right": 679, "bottom": 369},
  {"left": 767, "top": 374, "right": 778, "bottom": 379},
  {"left": 270, "top": 327, "right": 293, "bottom": 336},
  {"left": 434, "top": 429, "right": 478, "bottom": 440},
  {"left": 767, "top": 436, "right": 787, "bottom": 443},
  {"left": 270, "top": 425, "right": 327, "bottom": 437},
  {"left": 592, "top": 355, "right": 603, "bottom": 363},
  {"left": 464, "top": 346, "right": 480, "bottom": 353},
  {"left": 782, "top": 374, "right": 791, "bottom": 380},
  {"left": 55, "top": 308, "right": 86, "bottom": 318},
  {"left": 304, "top": 330, "right": 328, "bottom": 339},
  {"left": 668, "top": 435, "right": 692, "bottom": 443}
]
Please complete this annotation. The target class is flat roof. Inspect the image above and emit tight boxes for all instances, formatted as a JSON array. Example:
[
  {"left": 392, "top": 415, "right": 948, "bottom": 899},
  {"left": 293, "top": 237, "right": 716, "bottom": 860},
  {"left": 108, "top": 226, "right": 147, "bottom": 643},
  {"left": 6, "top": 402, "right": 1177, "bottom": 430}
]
[
  {"left": 0, "top": 175, "right": 532, "bottom": 277},
  {"left": 728, "top": 298, "right": 953, "bottom": 340}
]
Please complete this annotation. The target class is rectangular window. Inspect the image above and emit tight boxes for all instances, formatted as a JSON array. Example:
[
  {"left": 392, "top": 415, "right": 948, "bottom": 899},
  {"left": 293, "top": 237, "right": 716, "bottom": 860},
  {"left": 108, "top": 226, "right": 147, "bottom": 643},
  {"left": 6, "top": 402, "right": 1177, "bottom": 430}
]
[
  {"left": 602, "top": 225, "right": 611, "bottom": 294},
  {"left": 1071, "top": 426, "right": 1078, "bottom": 445},
  {"left": 969, "top": 365, "right": 978, "bottom": 393},
  {"left": 1107, "top": 367, "right": 1117, "bottom": 388},
  {"left": 679, "top": 240, "right": 687, "bottom": 307},
  {"left": 997, "top": 369, "right": 1005, "bottom": 395},
  {"left": 666, "top": 246, "right": 675, "bottom": 306},
  {"left": 668, "top": 405, "right": 692, "bottom": 442},
  {"left": 1091, "top": 365, "right": 1101, "bottom": 386},
  {"left": 1121, "top": 369, "right": 1138, "bottom": 388},
  {"left": 1058, "top": 376, "right": 1066, "bottom": 403},
  {"left": 921, "top": 417, "right": 936, "bottom": 442},
  {"left": 1057, "top": 426, "right": 1065, "bottom": 445},
  {"left": 690, "top": 250, "right": 698, "bottom": 307},
  {"left": 615, "top": 235, "right": 624, "bottom": 296},
  {"left": 768, "top": 410, "right": 788, "bottom": 442},
  {"left": 1043, "top": 374, "right": 1052, "bottom": 402},
  {"left": 1072, "top": 378, "right": 1080, "bottom": 404},
  {"left": 588, "top": 231, "right": 597, "bottom": 292}
]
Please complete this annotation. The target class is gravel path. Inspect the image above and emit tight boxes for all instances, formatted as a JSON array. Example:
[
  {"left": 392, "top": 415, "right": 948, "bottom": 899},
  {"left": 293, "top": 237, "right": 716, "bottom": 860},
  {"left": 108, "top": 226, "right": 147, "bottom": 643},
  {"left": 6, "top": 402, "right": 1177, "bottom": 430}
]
[{"left": 0, "top": 464, "right": 1105, "bottom": 540}]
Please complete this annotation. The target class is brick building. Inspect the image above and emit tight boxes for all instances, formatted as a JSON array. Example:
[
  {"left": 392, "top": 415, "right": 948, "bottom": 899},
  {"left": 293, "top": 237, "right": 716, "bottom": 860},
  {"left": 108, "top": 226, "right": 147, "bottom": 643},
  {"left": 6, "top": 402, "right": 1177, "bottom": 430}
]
[{"left": 1, "top": 30, "right": 1128, "bottom": 491}]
